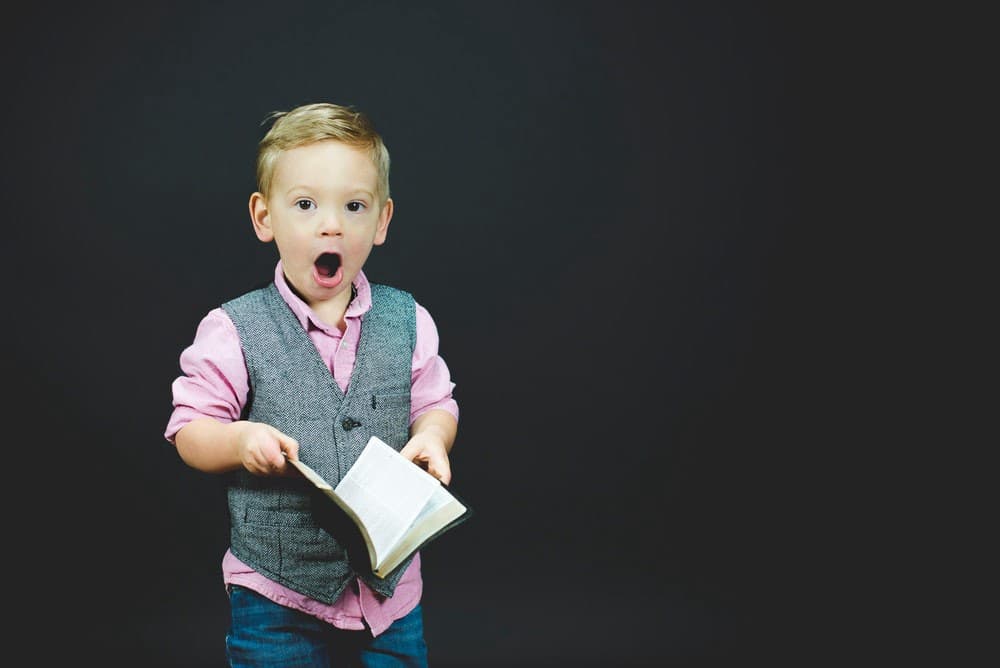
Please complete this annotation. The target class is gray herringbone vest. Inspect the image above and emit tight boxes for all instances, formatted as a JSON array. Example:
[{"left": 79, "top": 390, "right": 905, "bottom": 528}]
[{"left": 221, "top": 282, "right": 415, "bottom": 602}]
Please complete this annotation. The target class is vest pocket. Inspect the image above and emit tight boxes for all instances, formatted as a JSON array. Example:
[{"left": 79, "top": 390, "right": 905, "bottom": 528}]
[
  {"left": 371, "top": 392, "right": 409, "bottom": 410},
  {"left": 369, "top": 392, "right": 410, "bottom": 448},
  {"left": 240, "top": 507, "right": 347, "bottom": 568}
]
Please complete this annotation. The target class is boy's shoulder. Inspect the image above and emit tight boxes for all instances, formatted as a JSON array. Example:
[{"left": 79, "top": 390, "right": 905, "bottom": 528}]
[
  {"left": 369, "top": 281, "right": 413, "bottom": 301},
  {"left": 368, "top": 283, "right": 416, "bottom": 322},
  {"left": 220, "top": 280, "right": 278, "bottom": 312}
]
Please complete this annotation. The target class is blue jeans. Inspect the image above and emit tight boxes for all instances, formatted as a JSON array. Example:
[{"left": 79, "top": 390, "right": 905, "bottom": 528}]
[{"left": 225, "top": 585, "right": 429, "bottom": 667}]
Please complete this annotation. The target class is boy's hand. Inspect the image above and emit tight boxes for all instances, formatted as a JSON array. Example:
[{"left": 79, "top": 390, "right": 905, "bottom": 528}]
[
  {"left": 400, "top": 432, "right": 451, "bottom": 485},
  {"left": 234, "top": 421, "right": 300, "bottom": 476}
]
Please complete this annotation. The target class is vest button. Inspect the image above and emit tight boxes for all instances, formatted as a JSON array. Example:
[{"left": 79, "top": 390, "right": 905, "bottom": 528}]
[{"left": 342, "top": 418, "right": 361, "bottom": 431}]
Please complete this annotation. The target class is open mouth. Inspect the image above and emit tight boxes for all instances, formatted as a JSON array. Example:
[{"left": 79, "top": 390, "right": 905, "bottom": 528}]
[{"left": 315, "top": 252, "right": 341, "bottom": 278}]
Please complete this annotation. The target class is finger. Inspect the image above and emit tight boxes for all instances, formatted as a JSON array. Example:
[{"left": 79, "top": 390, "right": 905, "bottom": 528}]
[
  {"left": 264, "top": 441, "right": 286, "bottom": 470},
  {"left": 259, "top": 449, "right": 281, "bottom": 474},
  {"left": 263, "top": 427, "right": 296, "bottom": 471},
  {"left": 398, "top": 442, "right": 418, "bottom": 462},
  {"left": 427, "top": 453, "right": 451, "bottom": 486},
  {"left": 248, "top": 454, "right": 271, "bottom": 476},
  {"left": 281, "top": 437, "right": 300, "bottom": 462}
]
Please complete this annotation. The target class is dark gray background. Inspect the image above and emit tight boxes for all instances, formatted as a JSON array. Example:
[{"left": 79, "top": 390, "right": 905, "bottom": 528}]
[{"left": 2, "top": 1, "right": 821, "bottom": 665}]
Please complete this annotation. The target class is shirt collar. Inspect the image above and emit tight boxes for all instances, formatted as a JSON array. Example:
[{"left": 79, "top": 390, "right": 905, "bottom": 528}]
[{"left": 273, "top": 260, "right": 372, "bottom": 332}]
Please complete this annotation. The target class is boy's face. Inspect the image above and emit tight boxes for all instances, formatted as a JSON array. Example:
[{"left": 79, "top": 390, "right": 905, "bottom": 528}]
[{"left": 249, "top": 140, "right": 392, "bottom": 312}]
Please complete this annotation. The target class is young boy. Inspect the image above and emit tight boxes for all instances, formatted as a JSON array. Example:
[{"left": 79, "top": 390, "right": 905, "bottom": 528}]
[{"left": 164, "top": 102, "right": 459, "bottom": 667}]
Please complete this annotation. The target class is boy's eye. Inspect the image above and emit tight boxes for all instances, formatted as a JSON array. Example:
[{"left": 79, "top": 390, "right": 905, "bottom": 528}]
[
  {"left": 295, "top": 199, "right": 314, "bottom": 211},
  {"left": 346, "top": 201, "right": 365, "bottom": 213}
]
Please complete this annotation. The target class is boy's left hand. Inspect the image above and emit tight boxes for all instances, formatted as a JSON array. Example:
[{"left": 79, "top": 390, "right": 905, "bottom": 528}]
[{"left": 400, "top": 432, "right": 451, "bottom": 485}]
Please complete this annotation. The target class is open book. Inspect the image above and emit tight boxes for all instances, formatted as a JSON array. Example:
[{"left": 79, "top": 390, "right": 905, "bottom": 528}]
[{"left": 287, "top": 436, "right": 472, "bottom": 578}]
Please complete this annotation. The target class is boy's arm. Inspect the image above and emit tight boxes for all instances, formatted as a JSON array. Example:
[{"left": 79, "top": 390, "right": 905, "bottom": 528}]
[
  {"left": 400, "top": 409, "right": 457, "bottom": 485},
  {"left": 175, "top": 417, "right": 300, "bottom": 476},
  {"left": 168, "top": 308, "right": 297, "bottom": 477}
]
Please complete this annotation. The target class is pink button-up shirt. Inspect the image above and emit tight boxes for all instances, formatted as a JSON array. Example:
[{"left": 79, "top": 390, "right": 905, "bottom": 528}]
[{"left": 165, "top": 262, "right": 459, "bottom": 636}]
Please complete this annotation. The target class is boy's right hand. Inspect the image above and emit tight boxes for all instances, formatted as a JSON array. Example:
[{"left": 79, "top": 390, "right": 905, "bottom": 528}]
[{"left": 234, "top": 421, "right": 300, "bottom": 476}]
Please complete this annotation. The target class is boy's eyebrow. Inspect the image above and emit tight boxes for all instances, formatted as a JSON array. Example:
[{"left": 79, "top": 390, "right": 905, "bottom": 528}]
[
  {"left": 283, "top": 185, "right": 376, "bottom": 199},
  {"left": 343, "top": 187, "right": 376, "bottom": 198}
]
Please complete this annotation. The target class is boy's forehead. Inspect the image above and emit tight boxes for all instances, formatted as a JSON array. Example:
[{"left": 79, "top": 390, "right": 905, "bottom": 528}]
[{"left": 273, "top": 140, "right": 379, "bottom": 189}]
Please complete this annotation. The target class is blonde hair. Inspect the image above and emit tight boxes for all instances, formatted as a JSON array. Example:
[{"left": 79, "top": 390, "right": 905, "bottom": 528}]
[{"left": 255, "top": 102, "right": 391, "bottom": 203}]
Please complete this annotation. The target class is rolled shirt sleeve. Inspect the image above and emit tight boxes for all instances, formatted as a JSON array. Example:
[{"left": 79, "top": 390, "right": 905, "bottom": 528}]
[
  {"left": 164, "top": 308, "right": 248, "bottom": 444},
  {"left": 409, "top": 302, "right": 459, "bottom": 425}
]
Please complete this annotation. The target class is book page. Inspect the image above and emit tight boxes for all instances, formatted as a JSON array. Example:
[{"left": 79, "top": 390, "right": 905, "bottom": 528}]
[
  {"left": 334, "top": 437, "right": 440, "bottom": 568},
  {"left": 286, "top": 456, "right": 380, "bottom": 561},
  {"left": 377, "top": 484, "right": 467, "bottom": 577}
]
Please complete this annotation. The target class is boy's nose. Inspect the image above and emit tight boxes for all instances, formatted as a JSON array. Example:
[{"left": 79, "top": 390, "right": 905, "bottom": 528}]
[{"left": 318, "top": 212, "right": 343, "bottom": 235}]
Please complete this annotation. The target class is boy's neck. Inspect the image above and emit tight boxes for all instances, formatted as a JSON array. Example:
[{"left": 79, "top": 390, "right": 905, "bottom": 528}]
[
  {"left": 284, "top": 275, "right": 356, "bottom": 332},
  {"left": 310, "top": 285, "right": 355, "bottom": 332}
]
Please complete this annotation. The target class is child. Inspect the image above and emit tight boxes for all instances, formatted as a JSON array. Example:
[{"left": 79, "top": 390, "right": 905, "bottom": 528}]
[{"left": 164, "top": 102, "right": 459, "bottom": 667}]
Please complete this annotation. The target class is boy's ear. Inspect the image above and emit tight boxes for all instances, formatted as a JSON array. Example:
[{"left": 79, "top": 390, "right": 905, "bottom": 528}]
[
  {"left": 374, "top": 198, "right": 393, "bottom": 246},
  {"left": 249, "top": 192, "right": 274, "bottom": 242}
]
